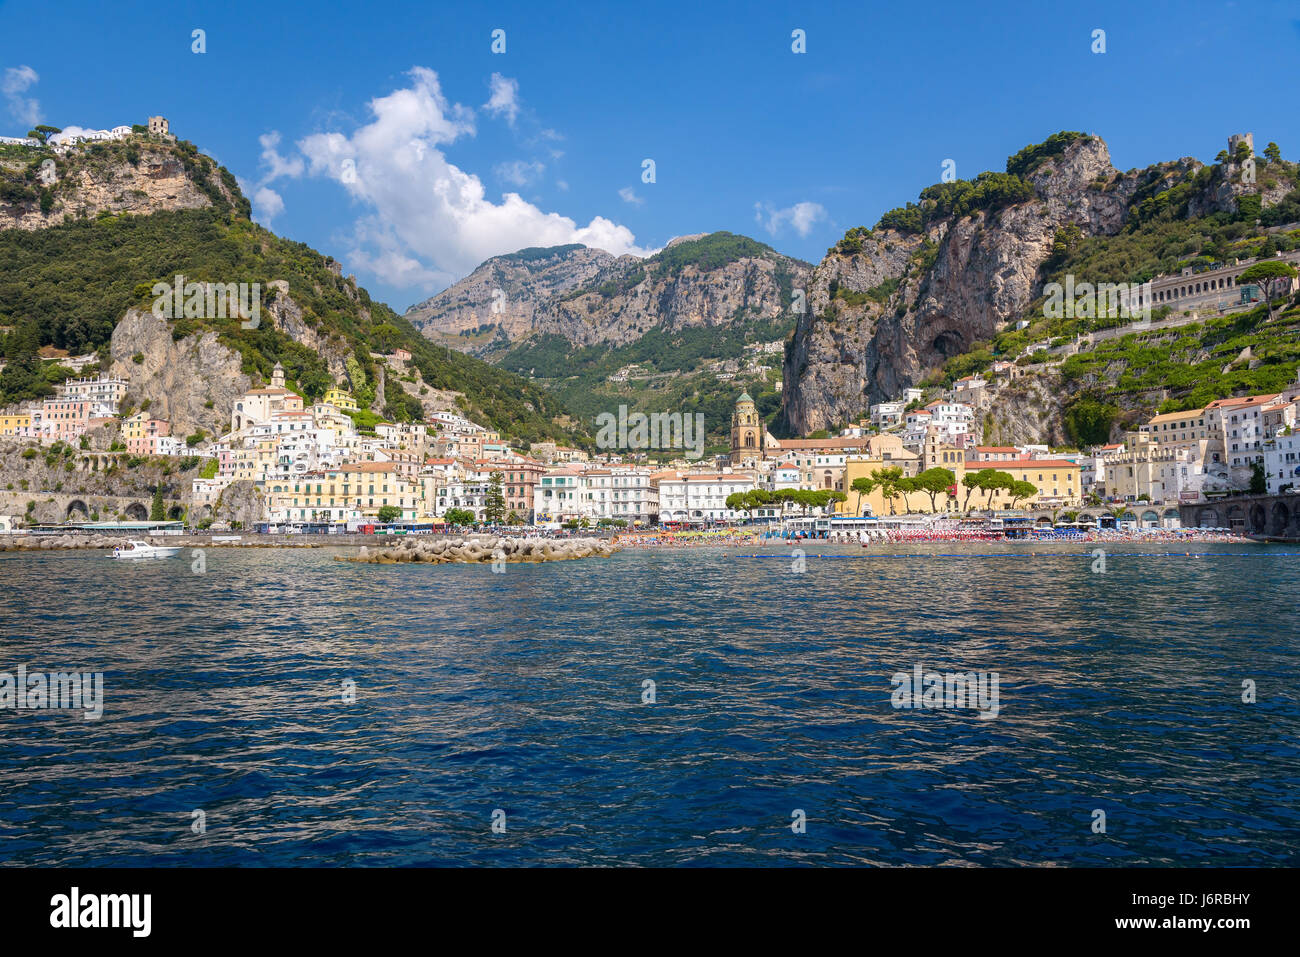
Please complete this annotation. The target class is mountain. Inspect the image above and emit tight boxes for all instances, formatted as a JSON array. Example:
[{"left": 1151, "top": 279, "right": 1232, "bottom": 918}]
[
  {"left": 0, "top": 130, "right": 585, "bottom": 446},
  {"left": 403, "top": 231, "right": 810, "bottom": 445},
  {"left": 780, "top": 132, "right": 1300, "bottom": 441},
  {"left": 406, "top": 231, "right": 811, "bottom": 355}
]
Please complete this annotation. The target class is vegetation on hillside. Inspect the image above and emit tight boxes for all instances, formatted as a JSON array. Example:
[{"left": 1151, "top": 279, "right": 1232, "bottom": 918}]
[
  {"left": 651, "top": 231, "right": 786, "bottom": 278},
  {"left": 837, "top": 133, "right": 1093, "bottom": 245},
  {"left": 498, "top": 313, "right": 790, "bottom": 446},
  {"left": 0, "top": 203, "right": 584, "bottom": 445},
  {"left": 0, "top": 134, "right": 250, "bottom": 220}
]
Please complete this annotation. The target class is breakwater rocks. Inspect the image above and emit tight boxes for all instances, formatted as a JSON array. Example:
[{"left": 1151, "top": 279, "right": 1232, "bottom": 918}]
[
  {"left": 0, "top": 533, "right": 137, "bottom": 551},
  {"left": 345, "top": 536, "right": 620, "bottom": 565}
]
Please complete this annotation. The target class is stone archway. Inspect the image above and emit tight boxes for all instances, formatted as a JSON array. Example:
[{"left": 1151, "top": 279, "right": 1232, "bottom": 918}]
[
  {"left": 168, "top": 505, "right": 185, "bottom": 521},
  {"left": 1270, "top": 501, "right": 1290, "bottom": 536},
  {"left": 65, "top": 499, "right": 89, "bottom": 521},
  {"left": 1196, "top": 506, "right": 1220, "bottom": 528},
  {"left": 125, "top": 502, "right": 148, "bottom": 521},
  {"left": 1249, "top": 503, "right": 1267, "bottom": 534},
  {"left": 1225, "top": 504, "right": 1244, "bottom": 531}
]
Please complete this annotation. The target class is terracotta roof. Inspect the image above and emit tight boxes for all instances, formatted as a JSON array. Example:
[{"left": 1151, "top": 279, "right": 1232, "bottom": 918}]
[
  {"left": 770, "top": 437, "right": 870, "bottom": 450},
  {"left": 1204, "top": 393, "right": 1279, "bottom": 409}
]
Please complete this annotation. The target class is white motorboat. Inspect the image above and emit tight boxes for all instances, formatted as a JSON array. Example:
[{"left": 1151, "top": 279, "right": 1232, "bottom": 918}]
[{"left": 111, "top": 539, "right": 182, "bottom": 560}]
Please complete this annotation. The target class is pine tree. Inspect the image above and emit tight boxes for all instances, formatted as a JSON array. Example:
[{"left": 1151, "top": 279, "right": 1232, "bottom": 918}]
[{"left": 484, "top": 471, "right": 507, "bottom": 524}]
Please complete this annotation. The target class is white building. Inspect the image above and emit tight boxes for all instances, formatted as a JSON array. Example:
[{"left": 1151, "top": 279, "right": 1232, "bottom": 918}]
[
  {"left": 581, "top": 468, "right": 658, "bottom": 523},
  {"left": 1264, "top": 430, "right": 1300, "bottom": 495},
  {"left": 532, "top": 467, "right": 584, "bottom": 522},
  {"left": 655, "top": 471, "right": 757, "bottom": 524},
  {"left": 869, "top": 401, "right": 905, "bottom": 429},
  {"left": 1204, "top": 393, "right": 1278, "bottom": 487},
  {"left": 61, "top": 376, "right": 128, "bottom": 408}
]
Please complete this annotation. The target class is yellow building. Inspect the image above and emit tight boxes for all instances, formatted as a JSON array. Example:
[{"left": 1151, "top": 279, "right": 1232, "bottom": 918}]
[
  {"left": 230, "top": 439, "right": 279, "bottom": 483},
  {"left": 268, "top": 462, "right": 423, "bottom": 522},
  {"left": 1141, "top": 407, "right": 1209, "bottom": 452},
  {"left": 839, "top": 453, "right": 1082, "bottom": 515},
  {"left": 323, "top": 388, "right": 359, "bottom": 413},
  {"left": 309, "top": 402, "right": 354, "bottom": 437},
  {"left": 0, "top": 412, "right": 32, "bottom": 436}
]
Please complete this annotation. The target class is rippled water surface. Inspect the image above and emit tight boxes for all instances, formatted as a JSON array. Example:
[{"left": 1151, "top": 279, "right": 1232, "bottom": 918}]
[{"left": 1, "top": 543, "right": 1297, "bottom": 866}]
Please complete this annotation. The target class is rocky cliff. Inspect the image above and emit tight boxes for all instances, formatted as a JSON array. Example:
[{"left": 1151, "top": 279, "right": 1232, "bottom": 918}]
[
  {"left": 109, "top": 308, "right": 252, "bottom": 438},
  {"left": 779, "top": 133, "right": 1297, "bottom": 435},
  {"left": 406, "top": 232, "right": 811, "bottom": 351},
  {"left": 0, "top": 137, "right": 244, "bottom": 230}
]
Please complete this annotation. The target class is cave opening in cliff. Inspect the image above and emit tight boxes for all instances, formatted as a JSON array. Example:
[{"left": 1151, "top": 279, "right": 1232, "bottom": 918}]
[{"left": 931, "top": 330, "right": 966, "bottom": 358}]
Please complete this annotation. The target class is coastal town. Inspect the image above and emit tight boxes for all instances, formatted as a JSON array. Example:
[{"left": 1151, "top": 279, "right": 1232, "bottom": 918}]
[{"left": 3, "top": 348, "right": 1298, "bottom": 538}]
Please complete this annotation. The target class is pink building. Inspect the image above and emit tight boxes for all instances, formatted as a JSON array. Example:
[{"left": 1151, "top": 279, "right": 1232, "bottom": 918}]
[{"left": 40, "top": 397, "right": 92, "bottom": 440}]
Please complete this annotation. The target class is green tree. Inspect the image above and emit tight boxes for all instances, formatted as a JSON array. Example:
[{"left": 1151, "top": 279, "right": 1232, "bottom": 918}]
[
  {"left": 1063, "top": 396, "right": 1118, "bottom": 447},
  {"left": 1007, "top": 480, "right": 1038, "bottom": 509},
  {"left": 1249, "top": 462, "right": 1267, "bottom": 494},
  {"left": 483, "top": 471, "right": 507, "bottom": 524},
  {"left": 377, "top": 504, "right": 402, "bottom": 523},
  {"left": 983, "top": 470, "right": 1015, "bottom": 509},
  {"left": 1263, "top": 142, "right": 1281, "bottom": 164},
  {"left": 870, "top": 467, "right": 909, "bottom": 515},
  {"left": 850, "top": 475, "right": 876, "bottom": 515},
  {"left": 913, "top": 467, "right": 956, "bottom": 512},
  {"left": 962, "top": 468, "right": 996, "bottom": 512},
  {"left": 149, "top": 485, "right": 165, "bottom": 521},
  {"left": 1238, "top": 260, "right": 1298, "bottom": 319},
  {"left": 444, "top": 507, "right": 476, "bottom": 526}
]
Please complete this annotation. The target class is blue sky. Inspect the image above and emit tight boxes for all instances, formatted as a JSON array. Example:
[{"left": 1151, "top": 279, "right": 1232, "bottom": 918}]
[{"left": 3, "top": 0, "right": 1299, "bottom": 312}]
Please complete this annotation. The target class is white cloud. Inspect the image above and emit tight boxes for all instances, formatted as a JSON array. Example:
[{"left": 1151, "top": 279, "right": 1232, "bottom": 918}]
[
  {"left": 754, "top": 200, "right": 827, "bottom": 238},
  {"left": 2, "top": 65, "right": 41, "bottom": 127},
  {"left": 253, "top": 185, "right": 285, "bottom": 223},
  {"left": 293, "top": 67, "right": 647, "bottom": 290},
  {"left": 259, "top": 131, "right": 304, "bottom": 180},
  {"left": 495, "top": 159, "right": 544, "bottom": 187},
  {"left": 483, "top": 72, "right": 520, "bottom": 127},
  {"left": 618, "top": 186, "right": 644, "bottom": 206}
]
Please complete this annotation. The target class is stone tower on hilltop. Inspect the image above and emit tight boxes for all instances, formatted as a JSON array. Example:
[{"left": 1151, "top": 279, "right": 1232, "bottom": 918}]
[
  {"left": 148, "top": 116, "right": 170, "bottom": 137},
  {"left": 729, "top": 391, "right": 763, "bottom": 467}
]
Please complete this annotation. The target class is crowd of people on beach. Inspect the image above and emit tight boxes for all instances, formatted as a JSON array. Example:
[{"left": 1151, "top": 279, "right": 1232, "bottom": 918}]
[{"left": 614, "top": 525, "right": 1251, "bottom": 548}]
